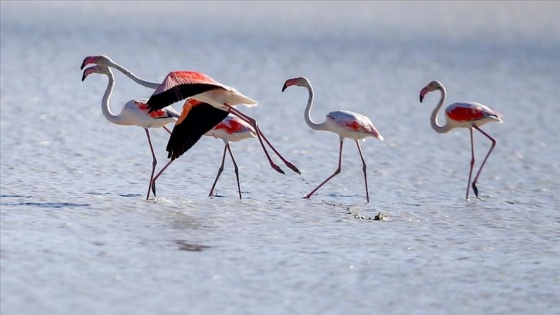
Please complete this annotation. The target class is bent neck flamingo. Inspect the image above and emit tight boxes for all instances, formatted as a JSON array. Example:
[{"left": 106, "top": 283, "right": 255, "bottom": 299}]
[
  {"left": 419, "top": 80, "right": 503, "bottom": 200},
  {"left": 81, "top": 65, "right": 180, "bottom": 200},
  {"left": 282, "top": 76, "right": 384, "bottom": 203}
]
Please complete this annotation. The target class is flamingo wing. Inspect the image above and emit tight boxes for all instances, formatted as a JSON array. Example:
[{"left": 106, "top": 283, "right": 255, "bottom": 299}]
[
  {"left": 166, "top": 101, "right": 229, "bottom": 160},
  {"left": 146, "top": 71, "right": 226, "bottom": 113},
  {"left": 328, "top": 110, "right": 383, "bottom": 140},
  {"left": 446, "top": 102, "right": 502, "bottom": 123}
]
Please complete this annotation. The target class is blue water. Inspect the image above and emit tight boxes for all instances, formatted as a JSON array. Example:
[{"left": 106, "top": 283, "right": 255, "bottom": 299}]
[{"left": 1, "top": 2, "right": 559, "bottom": 315}]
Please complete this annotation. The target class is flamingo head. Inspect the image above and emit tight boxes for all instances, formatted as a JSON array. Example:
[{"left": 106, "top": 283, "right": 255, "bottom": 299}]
[
  {"left": 282, "top": 76, "right": 311, "bottom": 92},
  {"left": 419, "top": 80, "right": 443, "bottom": 102},
  {"left": 80, "top": 55, "right": 114, "bottom": 70},
  {"left": 82, "top": 65, "right": 111, "bottom": 82}
]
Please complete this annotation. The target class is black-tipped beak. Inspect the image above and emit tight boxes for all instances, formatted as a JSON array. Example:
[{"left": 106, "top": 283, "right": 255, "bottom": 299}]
[
  {"left": 80, "top": 60, "right": 87, "bottom": 70},
  {"left": 281, "top": 83, "right": 288, "bottom": 92},
  {"left": 419, "top": 95, "right": 424, "bottom": 103},
  {"left": 81, "top": 72, "right": 87, "bottom": 82}
]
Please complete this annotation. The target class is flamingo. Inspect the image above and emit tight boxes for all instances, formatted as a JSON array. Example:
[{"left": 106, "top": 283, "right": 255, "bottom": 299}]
[
  {"left": 281, "top": 76, "right": 384, "bottom": 203},
  {"left": 144, "top": 70, "right": 300, "bottom": 177},
  {"left": 81, "top": 65, "right": 180, "bottom": 200},
  {"left": 419, "top": 80, "right": 503, "bottom": 200},
  {"left": 204, "top": 113, "right": 257, "bottom": 199},
  {"left": 80, "top": 55, "right": 264, "bottom": 199}
]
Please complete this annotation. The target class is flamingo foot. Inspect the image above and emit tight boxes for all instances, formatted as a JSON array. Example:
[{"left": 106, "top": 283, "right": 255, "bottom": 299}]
[
  {"left": 285, "top": 161, "right": 301, "bottom": 174},
  {"left": 471, "top": 183, "right": 485, "bottom": 201},
  {"left": 271, "top": 163, "right": 285, "bottom": 175},
  {"left": 151, "top": 181, "right": 157, "bottom": 197}
]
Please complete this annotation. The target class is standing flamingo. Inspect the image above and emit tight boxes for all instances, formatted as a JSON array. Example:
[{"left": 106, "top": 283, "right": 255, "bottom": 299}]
[
  {"left": 81, "top": 65, "right": 180, "bottom": 200},
  {"left": 204, "top": 113, "right": 256, "bottom": 199},
  {"left": 419, "top": 80, "right": 503, "bottom": 200},
  {"left": 145, "top": 70, "right": 300, "bottom": 177},
  {"left": 81, "top": 55, "right": 159, "bottom": 89},
  {"left": 281, "top": 76, "right": 384, "bottom": 202}
]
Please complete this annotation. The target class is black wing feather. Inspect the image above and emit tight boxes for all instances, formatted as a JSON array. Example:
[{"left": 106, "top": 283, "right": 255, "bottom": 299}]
[
  {"left": 166, "top": 103, "right": 229, "bottom": 160},
  {"left": 146, "top": 84, "right": 221, "bottom": 113}
]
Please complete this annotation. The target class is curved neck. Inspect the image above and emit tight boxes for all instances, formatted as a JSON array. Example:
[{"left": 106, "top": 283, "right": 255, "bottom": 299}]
[
  {"left": 431, "top": 86, "right": 452, "bottom": 133},
  {"left": 110, "top": 62, "right": 159, "bottom": 89},
  {"left": 302, "top": 82, "right": 328, "bottom": 131},
  {"left": 101, "top": 68, "right": 126, "bottom": 125}
]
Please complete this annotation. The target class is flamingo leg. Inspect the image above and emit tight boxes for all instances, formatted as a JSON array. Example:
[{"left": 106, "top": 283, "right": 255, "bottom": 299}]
[
  {"left": 150, "top": 158, "right": 174, "bottom": 198},
  {"left": 305, "top": 140, "right": 344, "bottom": 199},
  {"left": 144, "top": 129, "right": 158, "bottom": 200},
  {"left": 226, "top": 105, "right": 285, "bottom": 175},
  {"left": 355, "top": 140, "right": 370, "bottom": 203},
  {"left": 148, "top": 126, "right": 174, "bottom": 198},
  {"left": 226, "top": 144, "right": 243, "bottom": 199},
  {"left": 471, "top": 125, "right": 497, "bottom": 200},
  {"left": 465, "top": 128, "right": 476, "bottom": 200},
  {"left": 209, "top": 144, "right": 228, "bottom": 197}
]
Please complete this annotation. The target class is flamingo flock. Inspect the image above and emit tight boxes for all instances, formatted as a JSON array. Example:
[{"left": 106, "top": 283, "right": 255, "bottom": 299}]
[{"left": 81, "top": 55, "right": 503, "bottom": 202}]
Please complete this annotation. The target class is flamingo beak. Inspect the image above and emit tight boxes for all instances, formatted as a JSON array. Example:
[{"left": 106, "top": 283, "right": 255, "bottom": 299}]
[
  {"left": 80, "top": 59, "right": 87, "bottom": 70},
  {"left": 281, "top": 82, "right": 289, "bottom": 92},
  {"left": 419, "top": 87, "right": 429, "bottom": 103}
]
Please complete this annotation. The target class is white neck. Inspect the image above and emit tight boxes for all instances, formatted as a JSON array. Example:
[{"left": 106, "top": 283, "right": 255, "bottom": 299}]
[
  {"left": 109, "top": 61, "right": 159, "bottom": 89},
  {"left": 301, "top": 81, "right": 328, "bottom": 132},
  {"left": 101, "top": 68, "right": 127, "bottom": 125},
  {"left": 430, "top": 86, "right": 452, "bottom": 133}
]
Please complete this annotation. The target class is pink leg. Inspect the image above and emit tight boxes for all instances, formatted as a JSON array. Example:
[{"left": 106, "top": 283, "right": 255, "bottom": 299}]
[
  {"left": 306, "top": 141, "right": 343, "bottom": 199},
  {"left": 465, "top": 128, "right": 475, "bottom": 200},
  {"left": 471, "top": 125, "right": 497, "bottom": 200},
  {"left": 144, "top": 129, "right": 158, "bottom": 200},
  {"left": 145, "top": 126, "right": 174, "bottom": 199},
  {"left": 226, "top": 106, "right": 285, "bottom": 175},
  {"left": 209, "top": 144, "right": 228, "bottom": 197},
  {"left": 228, "top": 106, "right": 300, "bottom": 174},
  {"left": 355, "top": 140, "right": 370, "bottom": 203},
  {"left": 150, "top": 158, "right": 174, "bottom": 198},
  {"left": 226, "top": 144, "right": 243, "bottom": 199}
]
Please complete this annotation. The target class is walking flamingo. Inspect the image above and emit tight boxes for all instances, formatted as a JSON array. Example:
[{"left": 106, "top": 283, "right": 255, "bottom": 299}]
[
  {"left": 281, "top": 76, "right": 384, "bottom": 202},
  {"left": 81, "top": 65, "right": 180, "bottom": 200},
  {"left": 419, "top": 80, "right": 503, "bottom": 200},
  {"left": 144, "top": 70, "right": 300, "bottom": 176},
  {"left": 204, "top": 113, "right": 257, "bottom": 199}
]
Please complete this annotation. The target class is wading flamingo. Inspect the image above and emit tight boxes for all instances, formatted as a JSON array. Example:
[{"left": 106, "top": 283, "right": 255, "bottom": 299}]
[
  {"left": 419, "top": 80, "right": 503, "bottom": 200},
  {"left": 282, "top": 76, "right": 384, "bottom": 203},
  {"left": 204, "top": 113, "right": 256, "bottom": 199},
  {"left": 144, "top": 70, "right": 300, "bottom": 176},
  {"left": 82, "top": 65, "right": 180, "bottom": 200}
]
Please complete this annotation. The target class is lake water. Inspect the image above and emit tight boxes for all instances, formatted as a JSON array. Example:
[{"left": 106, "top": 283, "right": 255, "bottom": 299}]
[{"left": 1, "top": 2, "right": 559, "bottom": 315}]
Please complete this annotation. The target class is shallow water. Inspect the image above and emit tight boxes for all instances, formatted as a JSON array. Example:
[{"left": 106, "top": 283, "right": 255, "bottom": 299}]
[{"left": 1, "top": 2, "right": 559, "bottom": 315}]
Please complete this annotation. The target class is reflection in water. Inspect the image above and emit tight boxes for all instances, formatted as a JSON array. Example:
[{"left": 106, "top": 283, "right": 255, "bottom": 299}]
[{"left": 174, "top": 240, "right": 211, "bottom": 252}]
